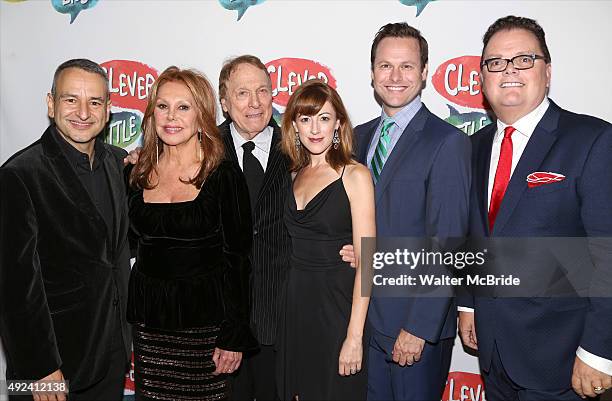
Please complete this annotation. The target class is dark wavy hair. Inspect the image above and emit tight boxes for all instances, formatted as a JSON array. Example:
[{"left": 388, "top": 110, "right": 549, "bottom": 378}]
[{"left": 130, "top": 66, "right": 224, "bottom": 190}]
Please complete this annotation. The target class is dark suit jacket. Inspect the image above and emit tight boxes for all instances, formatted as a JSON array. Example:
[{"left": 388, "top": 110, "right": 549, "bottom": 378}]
[
  {"left": 462, "top": 100, "right": 612, "bottom": 389},
  {"left": 0, "top": 125, "right": 131, "bottom": 390},
  {"left": 355, "top": 104, "right": 471, "bottom": 343},
  {"left": 219, "top": 118, "right": 292, "bottom": 345}
]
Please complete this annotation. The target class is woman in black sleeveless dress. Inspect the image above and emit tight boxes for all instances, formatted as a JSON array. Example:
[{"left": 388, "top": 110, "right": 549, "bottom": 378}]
[
  {"left": 276, "top": 80, "right": 376, "bottom": 400},
  {"left": 127, "top": 67, "right": 257, "bottom": 400}
]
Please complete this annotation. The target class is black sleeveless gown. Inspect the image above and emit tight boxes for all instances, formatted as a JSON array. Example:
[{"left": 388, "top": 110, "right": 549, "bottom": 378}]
[{"left": 277, "top": 170, "right": 367, "bottom": 400}]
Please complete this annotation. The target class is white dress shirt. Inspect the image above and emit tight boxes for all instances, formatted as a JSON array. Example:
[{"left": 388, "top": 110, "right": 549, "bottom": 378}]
[
  {"left": 229, "top": 123, "right": 273, "bottom": 172},
  {"left": 459, "top": 98, "right": 612, "bottom": 375},
  {"left": 457, "top": 98, "right": 549, "bottom": 313},
  {"left": 486, "top": 98, "right": 550, "bottom": 208}
]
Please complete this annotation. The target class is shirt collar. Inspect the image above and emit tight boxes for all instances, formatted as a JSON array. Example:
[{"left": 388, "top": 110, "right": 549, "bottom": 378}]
[
  {"left": 53, "top": 125, "right": 107, "bottom": 170},
  {"left": 380, "top": 95, "right": 423, "bottom": 132},
  {"left": 495, "top": 97, "right": 550, "bottom": 140},
  {"left": 229, "top": 122, "right": 273, "bottom": 154}
]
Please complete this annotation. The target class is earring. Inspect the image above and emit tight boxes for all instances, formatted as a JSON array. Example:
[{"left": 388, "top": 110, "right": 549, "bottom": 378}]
[
  {"left": 294, "top": 131, "right": 301, "bottom": 148},
  {"left": 197, "top": 129, "right": 203, "bottom": 161},
  {"left": 332, "top": 129, "right": 340, "bottom": 150},
  {"left": 156, "top": 137, "right": 159, "bottom": 165}
]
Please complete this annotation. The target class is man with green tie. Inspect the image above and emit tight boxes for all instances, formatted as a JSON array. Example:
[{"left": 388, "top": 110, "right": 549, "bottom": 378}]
[{"left": 354, "top": 22, "right": 471, "bottom": 401}]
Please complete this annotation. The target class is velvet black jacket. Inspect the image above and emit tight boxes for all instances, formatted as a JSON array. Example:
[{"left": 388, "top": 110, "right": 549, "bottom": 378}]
[
  {"left": 126, "top": 161, "right": 258, "bottom": 352},
  {"left": 0, "top": 125, "right": 131, "bottom": 390},
  {"left": 219, "top": 119, "right": 292, "bottom": 345}
]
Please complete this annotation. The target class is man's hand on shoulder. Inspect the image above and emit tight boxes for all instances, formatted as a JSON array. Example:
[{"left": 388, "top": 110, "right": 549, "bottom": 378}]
[
  {"left": 339, "top": 244, "right": 356, "bottom": 268},
  {"left": 123, "top": 146, "right": 142, "bottom": 166}
]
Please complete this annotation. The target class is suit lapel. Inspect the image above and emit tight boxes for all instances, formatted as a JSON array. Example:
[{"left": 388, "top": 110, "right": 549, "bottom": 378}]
[
  {"left": 102, "top": 149, "right": 124, "bottom": 253},
  {"left": 356, "top": 118, "right": 379, "bottom": 164},
  {"left": 474, "top": 124, "right": 496, "bottom": 235},
  {"left": 257, "top": 124, "right": 283, "bottom": 208},
  {"left": 374, "top": 106, "right": 429, "bottom": 204},
  {"left": 220, "top": 119, "right": 239, "bottom": 164},
  {"left": 492, "top": 103, "right": 561, "bottom": 234},
  {"left": 41, "top": 127, "right": 106, "bottom": 240}
]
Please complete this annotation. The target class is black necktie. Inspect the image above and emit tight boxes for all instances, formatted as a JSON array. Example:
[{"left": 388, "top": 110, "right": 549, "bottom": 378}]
[{"left": 242, "top": 141, "right": 264, "bottom": 210}]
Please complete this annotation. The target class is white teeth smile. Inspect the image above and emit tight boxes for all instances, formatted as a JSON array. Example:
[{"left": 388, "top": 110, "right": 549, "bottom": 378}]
[
  {"left": 165, "top": 127, "right": 182, "bottom": 133},
  {"left": 70, "top": 121, "right": 92, "bottom": 128},
  {"left": 501, "top": 82, "right": 524, "bottom": 88},
  {"left": 387, "top": 86, "right": 406, "bottom": 91}
]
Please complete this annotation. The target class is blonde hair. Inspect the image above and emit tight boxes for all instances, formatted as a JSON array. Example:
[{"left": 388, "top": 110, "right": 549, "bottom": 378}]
[{"left": 130, "top": 66, "right": 224, "bottom": 189}]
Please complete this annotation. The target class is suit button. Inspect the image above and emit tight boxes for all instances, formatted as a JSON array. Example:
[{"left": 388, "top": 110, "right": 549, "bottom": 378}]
[
  {"left": 113, "top": 299, "right": 119, "bottom": 306},
  {"left": 253, "top": 229, "right": 258, "bottom": 236}
]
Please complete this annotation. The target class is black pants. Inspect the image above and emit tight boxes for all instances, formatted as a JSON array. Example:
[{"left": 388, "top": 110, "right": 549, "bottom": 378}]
[
  {"left": 69, "top": 340, "right": 127, "bottom": 401},
  {"left": 8, "top": 347, "right": 127, "bottom": 401},
  {"left": 230, "top": 345, "right": 278, "bottom": 401},
  {"left": 8, "top": 314, "right": 128, "bottom": 401}
]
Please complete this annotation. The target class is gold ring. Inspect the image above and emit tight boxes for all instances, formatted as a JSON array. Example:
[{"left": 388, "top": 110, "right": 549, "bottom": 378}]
[{"left": 593, "top": 386, "right": 604, "bottom": 394}]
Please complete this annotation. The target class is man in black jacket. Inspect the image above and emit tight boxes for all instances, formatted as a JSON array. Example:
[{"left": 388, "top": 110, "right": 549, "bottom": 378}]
[
  {"left": 0, "top": 59, "right": 131, "bottom": 400},
  {"left": 218, "top": 55, "right": 356, "bottom": 400},
  {"left": 218, "top": 55, "right": 292, "bottom": 401}
]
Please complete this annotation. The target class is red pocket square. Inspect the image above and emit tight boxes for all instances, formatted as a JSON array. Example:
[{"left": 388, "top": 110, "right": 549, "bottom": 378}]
[{"left": 526, "top": 172, "right": 566, "bottom": 188}]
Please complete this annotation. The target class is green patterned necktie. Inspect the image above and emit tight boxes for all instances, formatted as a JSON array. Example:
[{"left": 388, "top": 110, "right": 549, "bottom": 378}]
[{"left": 370, "top": 117, "right": 395, "bottom": 182}]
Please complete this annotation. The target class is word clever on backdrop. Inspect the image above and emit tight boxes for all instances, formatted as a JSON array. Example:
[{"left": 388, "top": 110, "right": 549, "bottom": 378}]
[
  {"left": 101, "top": 60, "right": 158, "bottom": 150},
  {"left": 265, "top": 58, "right": 337, "bottom": 107},
  {"left": 433, "top": 56, "right": 486, "bottom": 109},
  {"left": 432, "top": 55, "right": 492, "bottom": 135},
  {"left": 442, "top": 372, "right": 487, "bottom": 401}
]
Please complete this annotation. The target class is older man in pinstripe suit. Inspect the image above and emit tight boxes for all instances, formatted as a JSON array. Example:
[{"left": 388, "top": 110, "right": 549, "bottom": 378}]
[
  {"left": 125, "top": 55, "right": 355, "bottom": 400},
  {"left": 218, "top": 55, "right": 357, "bottom": 401},
  {"left": 218, "top": 54, "right": 292, "bottom": 401}
]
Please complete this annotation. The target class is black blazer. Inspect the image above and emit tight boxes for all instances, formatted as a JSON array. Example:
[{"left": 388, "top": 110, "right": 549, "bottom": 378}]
[
  {"left": 0, "top": 125, "right": 131, "bottom": 390},
  {"left": 219, "top": 118, "right": 292, "bottom": 345}
]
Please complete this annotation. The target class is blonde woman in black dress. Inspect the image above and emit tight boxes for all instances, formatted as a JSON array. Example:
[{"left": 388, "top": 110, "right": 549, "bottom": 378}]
[
  {"left": 277, "top": 80, "right": 375, "bottom": 400},
  {"left": 127, "top": 67, "right": 257, "bottom": 400}
]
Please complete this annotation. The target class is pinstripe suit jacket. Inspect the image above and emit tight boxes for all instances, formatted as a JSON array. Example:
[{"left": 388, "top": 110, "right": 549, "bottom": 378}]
[{"left": 219, "top": 118, "right": 292, "bottom": 345}]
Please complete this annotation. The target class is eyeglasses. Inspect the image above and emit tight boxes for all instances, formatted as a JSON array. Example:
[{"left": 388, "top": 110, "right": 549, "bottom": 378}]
[{"left": 481, "top": 54, "right": 547, "bottom": 72}]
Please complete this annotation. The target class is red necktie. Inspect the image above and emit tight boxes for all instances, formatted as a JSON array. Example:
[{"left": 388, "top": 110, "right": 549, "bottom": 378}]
[{"left": 488, "top": 126, "right": 516, "bottom": 231}]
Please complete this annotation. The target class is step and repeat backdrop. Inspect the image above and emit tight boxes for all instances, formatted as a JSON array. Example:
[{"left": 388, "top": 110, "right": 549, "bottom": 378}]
[{"left": 1, "top": 1, "right": 611, "bottom": 400}]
